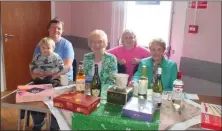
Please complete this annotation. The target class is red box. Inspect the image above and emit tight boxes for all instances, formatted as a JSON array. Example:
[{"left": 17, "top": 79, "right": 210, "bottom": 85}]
[
  {"left": 188, "top": 25, "right": 198, "bottom": 34},
  {"left": 53, "top": 92, "right": 100, "bottom": 115},
  {"left": 201, "top": 102, "right": 221, "bottom": 130}
]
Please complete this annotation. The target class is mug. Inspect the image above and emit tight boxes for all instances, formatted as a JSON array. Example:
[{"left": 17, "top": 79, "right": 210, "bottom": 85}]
[
  {"left": 114, "top": 73, "right": 129, "bottom": 90},
  {"left": 60, "top": 74, "right": 69, "bottom": 86}
]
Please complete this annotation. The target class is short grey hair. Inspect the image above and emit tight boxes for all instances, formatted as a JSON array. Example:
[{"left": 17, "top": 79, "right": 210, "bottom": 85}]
[
  {"left": 119, "top": 29, "right": 137, "bottom": 45},
  {"left": 149, "top": 38, "right": 166, "bottom": 50},
  {"left": 88, "top": 29, "right": 108, "bottom": 49}
]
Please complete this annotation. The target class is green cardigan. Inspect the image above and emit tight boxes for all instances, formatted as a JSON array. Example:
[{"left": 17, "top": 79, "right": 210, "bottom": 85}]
[
  {"left": 131, "top": 57, "right": 178, "bottom": 91},
  {"left": 83, "top": 52, "right": 118, "bottom": 86}
]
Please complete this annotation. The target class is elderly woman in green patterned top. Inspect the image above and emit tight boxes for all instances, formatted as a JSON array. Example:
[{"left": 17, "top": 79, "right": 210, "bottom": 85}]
[{"left": 83, "top": 29, "right": 118, "bottom": 86}]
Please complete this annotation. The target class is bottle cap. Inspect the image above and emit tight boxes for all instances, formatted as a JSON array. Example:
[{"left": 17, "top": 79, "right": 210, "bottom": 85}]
[{"left": 177, "top": 71, "right": 182, "bottom": 79}]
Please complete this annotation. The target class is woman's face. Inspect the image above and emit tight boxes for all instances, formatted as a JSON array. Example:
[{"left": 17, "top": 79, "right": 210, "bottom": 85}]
[
  {"left": 89, "top": 35, "right": 106, "bottom": 52},
  {"left": 150, "top": 42, "right": 165, "bottom": 62},
  {"left": 48, "top": 22, "right": 63, "bottom": 39},
  {"left": 122, "top": 32, "right": 136, "bottom": 48}
]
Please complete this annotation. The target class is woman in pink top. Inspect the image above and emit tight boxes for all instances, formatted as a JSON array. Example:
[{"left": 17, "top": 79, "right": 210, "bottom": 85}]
[{"left": 108, "top": 29, "right": 151, "bottom": 80}]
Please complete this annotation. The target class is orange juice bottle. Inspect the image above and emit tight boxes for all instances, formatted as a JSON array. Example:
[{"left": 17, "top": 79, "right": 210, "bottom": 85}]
[{"left": 76, "top": 61, "right": 85, "bottom": 93}]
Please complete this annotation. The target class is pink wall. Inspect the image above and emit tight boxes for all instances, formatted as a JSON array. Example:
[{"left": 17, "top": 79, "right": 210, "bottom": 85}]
[
  {"left": 55, "top": 1, "right": 124, "bottom": 46},
  {"left": 55, "top": 2, "right": 72, "bottom": 35},
  {"left": 71, "top": 2, "right": 112, "bottom": 40},
  {"left": 182, "top": 2, "right": 221, "bottom": 64},
  {"left": 169, "top": 1, "right": 187, "bottom": 68}
]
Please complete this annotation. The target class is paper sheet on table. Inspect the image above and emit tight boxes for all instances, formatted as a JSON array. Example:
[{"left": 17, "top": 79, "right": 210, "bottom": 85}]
[
  {"left": 169, "top": 115, "right": 201, "bottom": 130},
  {"left": 184, "top": 93, "right": 199, "bottom": 100},
  {"left": 169, "top": 99, "right": 201, "bottom": 130},
  {"left": 44, "top": 100, "right": 71, "bottom": 130}
]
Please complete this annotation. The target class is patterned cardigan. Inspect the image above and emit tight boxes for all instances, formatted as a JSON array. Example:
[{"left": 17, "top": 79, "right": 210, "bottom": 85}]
[{"left": 83, "top": 52, "right": 118, "bottom": 86}]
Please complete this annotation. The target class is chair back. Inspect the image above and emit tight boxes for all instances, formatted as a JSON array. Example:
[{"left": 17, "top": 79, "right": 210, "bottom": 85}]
[{"left": 72, "top": 59, "right": 77, "bottom": 81}]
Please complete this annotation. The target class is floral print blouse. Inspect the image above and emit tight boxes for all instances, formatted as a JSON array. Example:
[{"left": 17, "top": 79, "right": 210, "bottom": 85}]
[{"left": 83, "top": 52, "right": 118, "bottom": 86}]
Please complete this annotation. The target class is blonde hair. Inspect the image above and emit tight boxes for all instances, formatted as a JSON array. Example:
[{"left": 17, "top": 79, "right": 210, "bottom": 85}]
[
  {"left": 88, "top": 29, "right": 108, "bottom": 49},
  {"left": 119, "top": 29, "right": 137, "bottom": 45},
  {"left": 149, "top": 38, "right": 166, "bottom": 50},
  {"left": 39, "top": 37, "right": 55, "bottom": 50}
]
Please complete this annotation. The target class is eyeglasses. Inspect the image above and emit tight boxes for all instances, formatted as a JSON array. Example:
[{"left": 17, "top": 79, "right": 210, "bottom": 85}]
[
  {"left": 150, "top": 48, "right": 164, "bottom": 53},
  {"left": 90, "top": 40, "right": 103, "bottom": 44}
]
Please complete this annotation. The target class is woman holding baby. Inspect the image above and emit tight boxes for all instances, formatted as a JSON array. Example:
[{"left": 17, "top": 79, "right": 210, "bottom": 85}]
[{"left": 29, "top": 18, "right": 74, "bottom": 131}]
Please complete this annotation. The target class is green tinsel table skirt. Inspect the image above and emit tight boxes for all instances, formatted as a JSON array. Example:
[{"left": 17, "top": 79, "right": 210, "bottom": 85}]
[{"left": 72, "top": 102, "right": 160, "bottom": 130}]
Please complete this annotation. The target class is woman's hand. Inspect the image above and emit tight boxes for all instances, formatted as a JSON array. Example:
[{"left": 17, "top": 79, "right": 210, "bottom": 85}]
[
  {"left": 128, "top": 81, "right": 135, "bottom": 87},
  {"left": 52, "top": 73, "right": 61, "bottom": 79},
  {"left": 132, "top": 58, "right": 140, "bottom": 65},
  {"left": 117, "top": 58, "right": 127, "bottom": 65},
  {"left": 44, "top": 71, "right": 54, "bottom": 76},
  {"left": 30, "top": 70, "right": 45, "bottom": 79}
]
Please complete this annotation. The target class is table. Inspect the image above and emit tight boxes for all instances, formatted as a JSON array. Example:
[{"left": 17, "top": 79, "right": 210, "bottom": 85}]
[
  {"left": 1, "top": 89, "right": 221, "bottom": 130},
  {"left": 1, "top": 90, "right": 51, "bottom": 130},
  {"left": 161, "top": 95, "right": 221, "bottom": 130},
  {"left": 1, "top": 81, "right": 75, "bottom": 131},
  {"left": 71, "top": 94, "right": 221, "bottom": 130}
]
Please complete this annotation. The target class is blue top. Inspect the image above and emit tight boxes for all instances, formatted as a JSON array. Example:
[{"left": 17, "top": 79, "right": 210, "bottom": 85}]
[
  {"left": 33, "top": 37, "right": 75, "bottom": 80},
  {"left": 131, "top": 57, "right": 178, "bottom": 91}
]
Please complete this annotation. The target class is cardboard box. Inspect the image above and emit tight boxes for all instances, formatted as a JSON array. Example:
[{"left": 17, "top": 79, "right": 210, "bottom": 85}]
[
  {"left": 107, "top": 85, "right": 133, "bottom": 105},
  {"left": 53, "top": 92, "right": 100, "bottom": 115},
  {"left": 121, "top": 97, "right": 157, "bottom": 122},
  {"left": 201, "top": 102, "right": 221, "bottom": 130},
  {"left": 16, "top": 84, "right": 54, "bottom": 103}
]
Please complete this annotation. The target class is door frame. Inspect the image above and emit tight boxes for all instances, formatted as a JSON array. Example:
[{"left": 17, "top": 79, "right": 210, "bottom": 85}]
[
  {"left": 166, "top": 1, "right": 175, "bottom": 59},
  {"left": 0, "top": 1, "right": 55, "bottom": 91}
]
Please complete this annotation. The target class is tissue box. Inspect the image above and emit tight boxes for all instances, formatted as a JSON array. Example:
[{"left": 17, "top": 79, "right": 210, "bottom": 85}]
[
  {"left": 16, "top": 84, "right": 54, "bottom": 103},
  {"left": 121, "top": 97, "right": 157, "bottom": 122},
  {"left": 107, "top": 85, "right": 133, "bottom": 105},
  {"left": 53, "top": 92, "right": 100, "bottom": 115},
  {"left": 201, "top": 102, "right": 221, "bottom": 130}
]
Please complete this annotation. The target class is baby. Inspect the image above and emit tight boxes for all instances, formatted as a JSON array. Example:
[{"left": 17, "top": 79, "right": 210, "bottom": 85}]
[{"left": 29, "top": 37, "right": 64, "bottom": 84}]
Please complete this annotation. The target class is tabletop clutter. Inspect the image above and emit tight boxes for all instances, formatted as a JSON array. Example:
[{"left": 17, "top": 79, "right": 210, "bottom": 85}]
[{"left": 15, "top": 63, "right": 221, "bottom": 130}]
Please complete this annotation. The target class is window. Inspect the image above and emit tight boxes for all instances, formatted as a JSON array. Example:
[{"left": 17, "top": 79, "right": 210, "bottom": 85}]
[{"left": 125, "top": 1, "right": 173, "bottom": 48}]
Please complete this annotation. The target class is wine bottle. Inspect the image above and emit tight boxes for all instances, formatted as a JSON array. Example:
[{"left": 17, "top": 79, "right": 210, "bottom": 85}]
[
  {"left": 152, "top": 67, "right": 163, "bottom": 106},
  {"left": 172, "top": 71, "right": 184, "bottom": 111},
  {"left": 76, "top": 61, "right": 85, "bottom": 93},
  {"left": 138, "top": 65, "right": 148, "bottom": 99},
  {"left": 90, "top": 64, "right": 101, "bottom": 97}
]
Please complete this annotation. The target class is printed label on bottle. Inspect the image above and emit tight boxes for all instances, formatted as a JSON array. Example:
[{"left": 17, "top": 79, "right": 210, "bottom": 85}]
[
  {"left": 172, "top": 86, "right": 183, "bottom": 101},
  {"left": 91, "top": 89, "right": 100, "bottom": 97},
  {"left": 152, "top": 92, "right": 162, "bottom": 103},
  {"left": 138, "top": 80, "right": 148, "bottom": 95},
  {"left": 76, "top": 79, "right": 85, "bottom": 91}
]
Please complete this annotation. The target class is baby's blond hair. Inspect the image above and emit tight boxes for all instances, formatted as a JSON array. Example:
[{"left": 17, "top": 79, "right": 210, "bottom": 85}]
[
  {"left": 39, "top": 37, "right": 55, "bottom": 50},
  {"left": 149, "top": 38, "right": 166, "bottom": 50}
]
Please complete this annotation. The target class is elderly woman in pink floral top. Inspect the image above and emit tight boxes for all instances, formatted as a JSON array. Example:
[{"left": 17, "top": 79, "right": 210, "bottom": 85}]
[{"left": 107, "top": 29, "right": 151, "bottom": 81}]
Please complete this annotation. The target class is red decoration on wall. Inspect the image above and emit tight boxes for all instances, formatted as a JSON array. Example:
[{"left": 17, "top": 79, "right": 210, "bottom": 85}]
[
  {"left": 188, "top": 25, "right": 198, "bottom": 34},
  {"left": 188, "top": 1, "right": 208, "bottom": 9}
]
